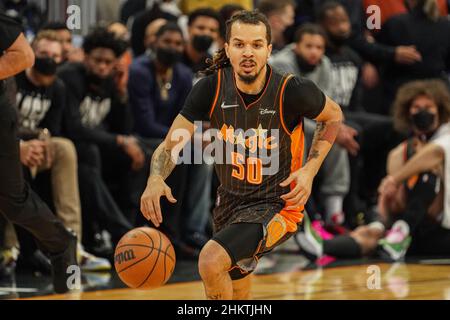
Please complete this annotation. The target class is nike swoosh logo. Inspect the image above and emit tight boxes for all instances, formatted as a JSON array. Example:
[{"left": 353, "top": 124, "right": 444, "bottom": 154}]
[{"left": 221, "top": 102, "right": 239, "bottom": 109}]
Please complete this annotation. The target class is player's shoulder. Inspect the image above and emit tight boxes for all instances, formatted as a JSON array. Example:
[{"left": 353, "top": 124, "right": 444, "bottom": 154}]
[{"left": 283, "top": 73, "right": 317, "bottom": 90}]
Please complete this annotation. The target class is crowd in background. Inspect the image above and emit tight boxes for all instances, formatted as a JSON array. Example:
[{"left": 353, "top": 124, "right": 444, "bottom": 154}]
[{"left": 1, "top": 0, "right": 450, "bottom": 277}]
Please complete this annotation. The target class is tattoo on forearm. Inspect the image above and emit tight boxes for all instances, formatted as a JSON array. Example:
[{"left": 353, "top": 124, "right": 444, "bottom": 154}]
[
  {"left": 307, "top": 122, "right": 324, "bottom": 161},
  {"left": 307, "top": 121, "right": 340, "bottom": 161},
  {"left": 150, "top": 144, "right": 176, "bottom": 180},
  {"left": 319, "top": 121, "right": 341, "bottom": 144}
]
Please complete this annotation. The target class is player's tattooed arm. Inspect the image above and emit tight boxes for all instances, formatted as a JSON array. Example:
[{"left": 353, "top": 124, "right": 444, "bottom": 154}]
[
  {"left": 141, "top": 115, "right": 194, "bottom": 225},
  {"left": 149, "top": 142, "right": 176, "bottom": 181},
  {"left": 307, "top": 120, "right": 341, "bottom": 161},
  {"left": 304, "top": 97, "right": 343, "bottom": 175}
]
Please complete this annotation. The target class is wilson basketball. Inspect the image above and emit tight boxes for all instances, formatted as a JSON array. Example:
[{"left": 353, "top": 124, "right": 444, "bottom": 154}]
[{"left": 114, "top": 227, "right": 176, "bottom": 289}]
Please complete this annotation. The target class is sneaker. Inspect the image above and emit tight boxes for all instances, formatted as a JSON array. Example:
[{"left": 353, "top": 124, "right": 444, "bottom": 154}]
[
  {"left": 16, "top": 249, "right": 52, "bottom": 275},
  {"left": 0, "top": 248, "right": 18, "bottom": 279},
  {"left": 85, "top": 231, "right": 114, "bottom": 258},
  {"left": 378, "top": 220, "right": 412, "bottom": 261},
  {"left": 294, "top": 214, "right": 323, "bottom": 260},
  {"left": 49, "top": 231, "right": 78, "bottom": 294},
  {"left": 78, "top": 244, "right": 111, "bottom": 272},
  {"left": 311, "top": 220, "right": 334, "bottom": 240}
]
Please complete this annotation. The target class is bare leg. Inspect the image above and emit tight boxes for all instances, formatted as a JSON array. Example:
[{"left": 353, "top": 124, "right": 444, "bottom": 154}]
[
  {"left": 232, "top": 274, "right": 252, "bottom": 300},
  {"left": 198, "top": 240, "right": 233, "bottom": 300}
]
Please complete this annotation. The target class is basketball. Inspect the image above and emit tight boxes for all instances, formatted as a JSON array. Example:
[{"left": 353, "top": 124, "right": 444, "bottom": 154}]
[{"left": 114, "top": 227, "right": 176, "bottom": 289}]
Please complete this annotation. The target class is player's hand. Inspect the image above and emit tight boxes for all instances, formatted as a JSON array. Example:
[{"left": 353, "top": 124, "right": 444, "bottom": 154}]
[
  {"left": 377, "top": 175, "right": 399, "bottom": 217},
  {"left": 140, "top": 176, "right": 177, "bottom": 227},
  {"left": 378, "top": 175, "right": 399, "bottom": 198},
  {"left": 394, "top": 46, "right": 422, "bottom": 65},
  {"left": 336, "top": 124, "right": 360, "bottom": 156},
  {"left": 279, "top": 167, "right": 314, "bottom": 210},
  {"left": 362, "top": 63, "right": 379, "bottom": 89},
  {"left": 20, "top": 139, "right": 46, "bottom": 168}
]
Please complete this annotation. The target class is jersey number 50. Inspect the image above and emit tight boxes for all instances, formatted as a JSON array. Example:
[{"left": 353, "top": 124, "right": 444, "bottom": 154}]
[{"left": 231, "top": 152, "right": 263, "bottom": 185}]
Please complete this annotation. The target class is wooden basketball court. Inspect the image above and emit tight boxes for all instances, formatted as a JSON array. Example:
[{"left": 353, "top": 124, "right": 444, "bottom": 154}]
[{"left": 24, "top": 263, "right": 450, "bottom": 300}]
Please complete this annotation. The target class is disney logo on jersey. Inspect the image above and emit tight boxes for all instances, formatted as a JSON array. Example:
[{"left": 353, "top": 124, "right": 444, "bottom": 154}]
[{"left": 259, "top": 108, "right": 276, "bottom": 116}]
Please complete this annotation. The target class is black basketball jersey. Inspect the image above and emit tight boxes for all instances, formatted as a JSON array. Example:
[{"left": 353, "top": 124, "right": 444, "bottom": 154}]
[{"left": 208, "top": 66, "right": 305, "bottom": 230}]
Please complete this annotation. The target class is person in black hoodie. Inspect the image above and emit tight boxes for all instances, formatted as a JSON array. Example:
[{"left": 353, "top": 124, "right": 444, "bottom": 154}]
[
  {"left": 58, "top": 28, "right": 144, "bottom": 252},
  {"left": 182, "top": 8, "right": 222, "bottom": 75}
]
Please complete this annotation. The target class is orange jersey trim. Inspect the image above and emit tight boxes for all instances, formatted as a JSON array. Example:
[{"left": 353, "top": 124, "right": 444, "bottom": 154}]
[
  {"left": 209, "top": 69, "right": 222, "bottom": 118},
  {"left": 279, "top": 74, "right": 294, "bottom": 136},
  {"left": 279, "top": 123, "right": 305, "bottom": 232}
]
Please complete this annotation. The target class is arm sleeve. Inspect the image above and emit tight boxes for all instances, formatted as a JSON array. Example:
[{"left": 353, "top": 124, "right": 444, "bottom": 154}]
[
  {"left": 39, "top": 80, "right": 66, "bottom": 136},
  {"left": 283, "top": 76, "right": 326, "bottom": 126},
  {"left": 179, "top": 74, "right": 216, "bottom": 123},
  {"left": 0, "top": 13, "right": 22, "bottom": 51},
  {"left": 349, "top": 32, "right": 396, "bottom": 64},
  {"left": 128, "top": 63, "right": 171, "bottom": 138},
  {"left": 106, "top": 88, "right": 133, "bottom": 135}
]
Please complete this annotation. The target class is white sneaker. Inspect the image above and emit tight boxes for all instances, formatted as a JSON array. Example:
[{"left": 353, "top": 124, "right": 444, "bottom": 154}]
[
  {"left": 294, "top": 214, "right": 323, "bottom": 260},
  {"left": 379, "top": 220, "right": 411, "bottom": 261},
  {"left": 77, "top": 244, "right": 111, "bottom": 272}
]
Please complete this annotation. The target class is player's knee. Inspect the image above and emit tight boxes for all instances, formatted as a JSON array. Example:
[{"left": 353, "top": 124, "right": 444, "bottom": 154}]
[{"left": 198, "top": 241, "right": 231, "bottom": 279}]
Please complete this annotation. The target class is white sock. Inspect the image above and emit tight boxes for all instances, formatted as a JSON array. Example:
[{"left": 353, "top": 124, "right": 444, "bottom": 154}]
[{"left": 324, "top": 195, "right": 344, "bottom": 225}]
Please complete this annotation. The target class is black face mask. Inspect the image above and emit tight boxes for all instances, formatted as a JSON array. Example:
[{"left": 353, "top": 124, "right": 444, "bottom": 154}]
[
  {"left": 192, "top": 35, "right": 213, "bottom": 52},
  {"left": 296, "top": 53, "right": 318, "bottom": 73},
  {"left": 34, "top": 57, "right": 57, "bottom": 76},
  {"left": 411, "top": 109, "right": 436, "bottom": 133},
  {"left": 156, "top": 47, "right": 181, "bottom": 67}
]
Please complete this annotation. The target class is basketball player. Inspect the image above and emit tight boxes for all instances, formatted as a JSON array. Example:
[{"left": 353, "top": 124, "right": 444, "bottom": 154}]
[
  {"left": 0, "top": 12, "right": 77, "bottom": 293},
  {"left": 140, "top": 10, "right": 343, "bottom": 300}
]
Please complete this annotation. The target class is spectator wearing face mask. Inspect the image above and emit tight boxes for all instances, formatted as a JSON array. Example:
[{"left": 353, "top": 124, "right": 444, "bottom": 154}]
[
  {"left": 182, "top": 8, "right": 222, "bottom": 74},
  {"left": 143, "top": 18, "right": 168, "bottom": 55},
  {"left": 40, "top": 22, "right": 84, "bottom": 64},
  {"left": 129, "top": 22, "right": 192, "bottom": 139}
]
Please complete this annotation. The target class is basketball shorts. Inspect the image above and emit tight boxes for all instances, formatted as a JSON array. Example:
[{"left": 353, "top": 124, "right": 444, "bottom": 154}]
[{"left": 212, "top": 213, "right": 300, "bottom": 280}]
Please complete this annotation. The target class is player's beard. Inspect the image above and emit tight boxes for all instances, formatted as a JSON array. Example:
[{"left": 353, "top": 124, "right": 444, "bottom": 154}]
[{"left": 237, "top": 63, "right": 264, "bottom": 84}]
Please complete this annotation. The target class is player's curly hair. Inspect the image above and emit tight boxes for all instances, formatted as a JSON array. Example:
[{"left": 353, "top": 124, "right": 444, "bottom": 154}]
[
  {"left": 393, "top": 79, "right": 450, "bottom": 133},
  {"left": 83, "top": 27, "right": 128, "bottom": 57},
  {"left": 201, "top": 10, "right": 271, "bottom": 76}
]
